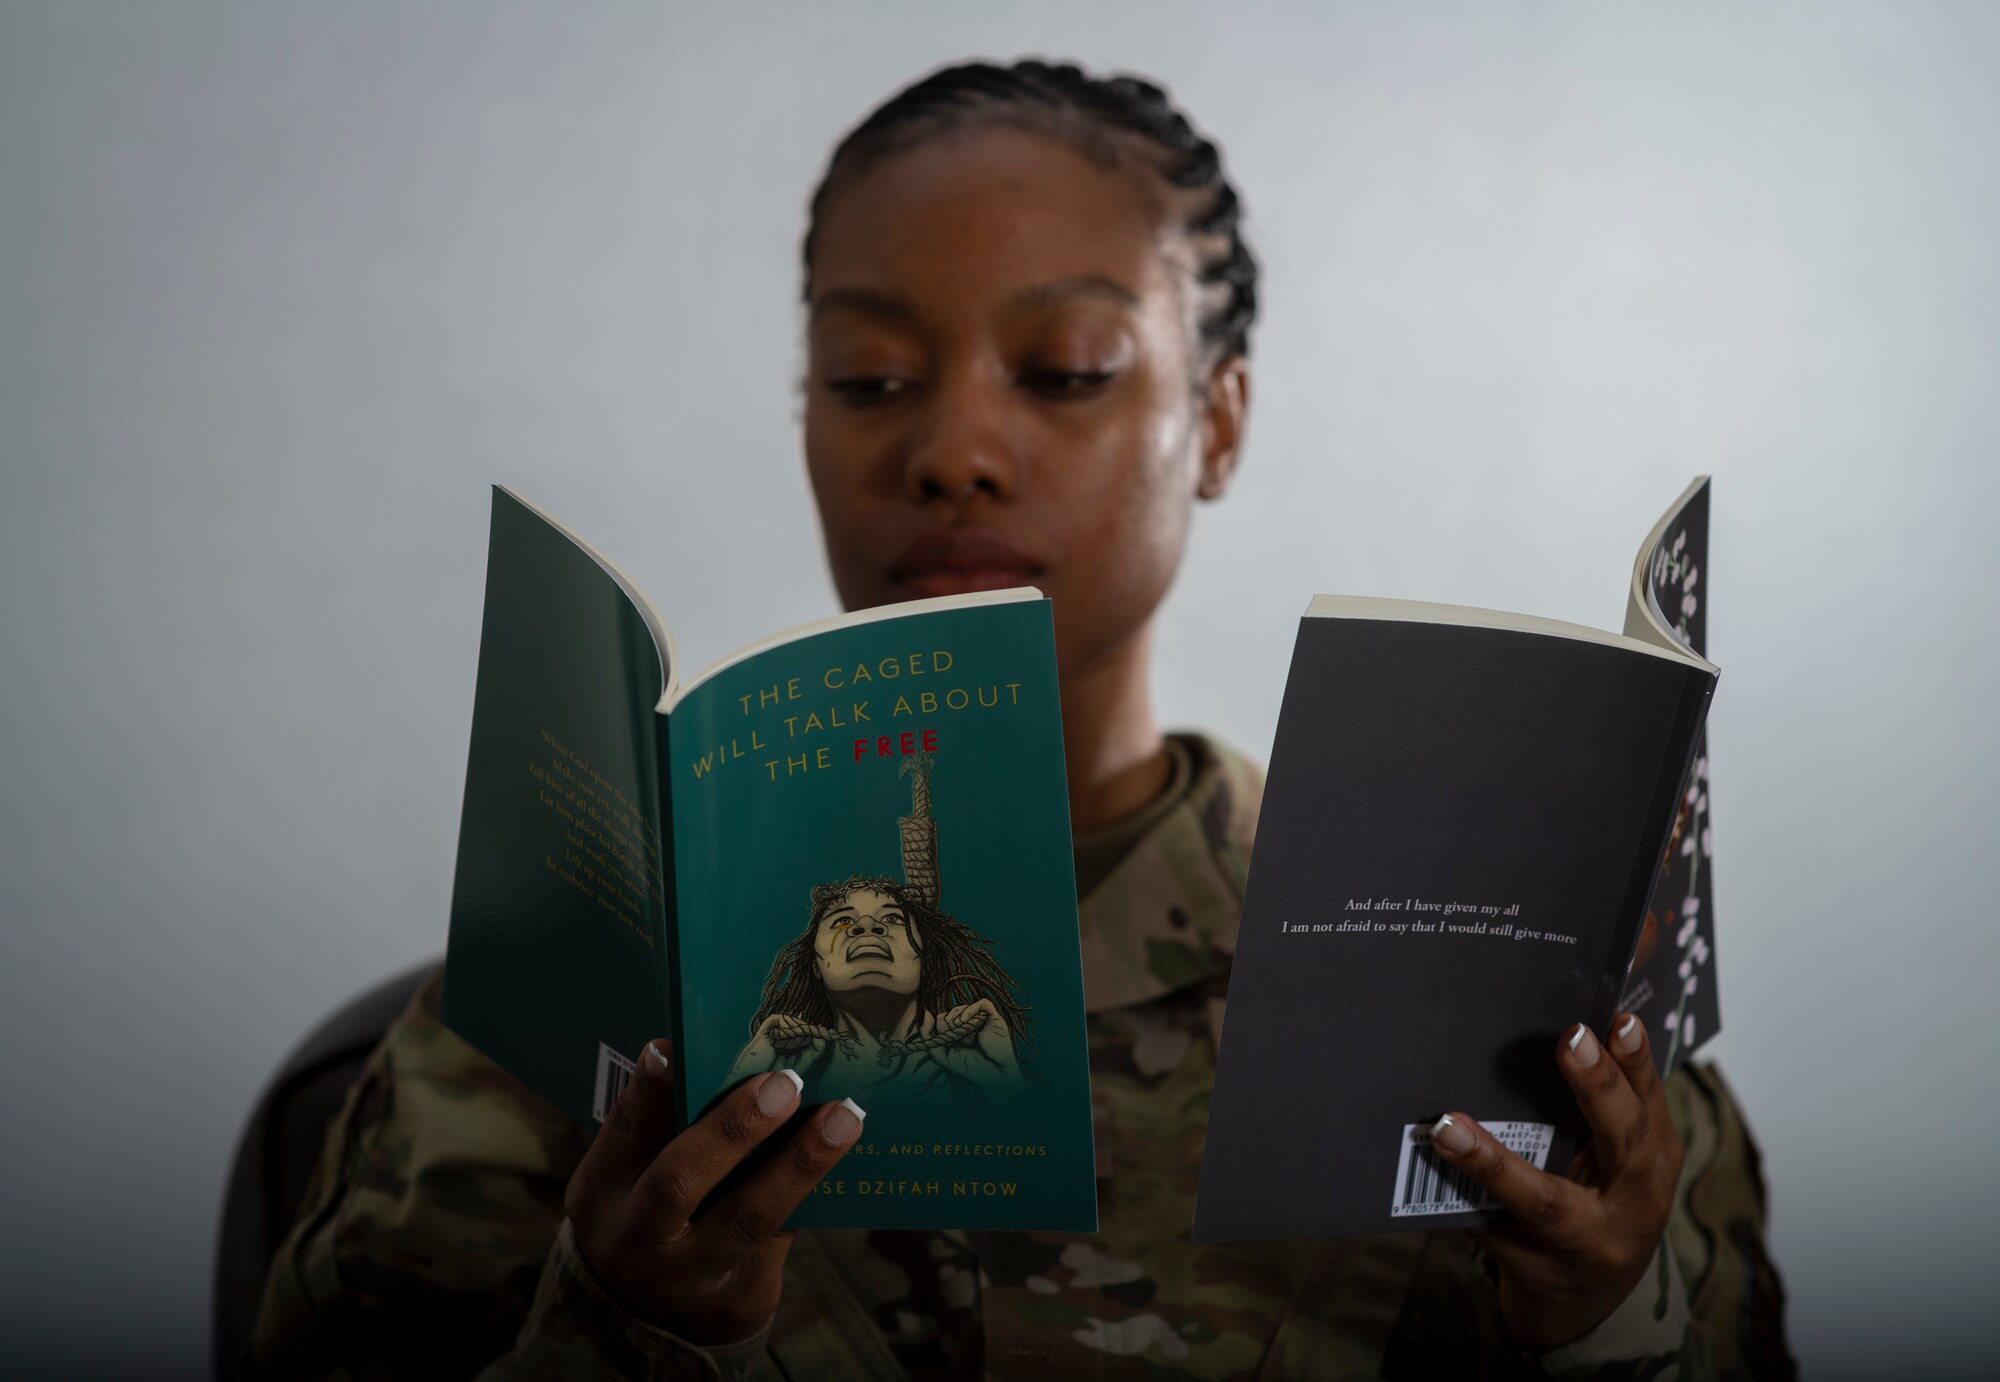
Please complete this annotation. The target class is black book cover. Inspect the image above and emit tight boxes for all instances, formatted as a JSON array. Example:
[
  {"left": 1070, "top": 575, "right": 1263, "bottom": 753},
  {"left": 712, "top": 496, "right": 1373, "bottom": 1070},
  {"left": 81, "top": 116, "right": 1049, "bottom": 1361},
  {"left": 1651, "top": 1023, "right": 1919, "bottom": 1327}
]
[{"left": 1194, "top": 483, "right": 1717, "bottom": 1242}]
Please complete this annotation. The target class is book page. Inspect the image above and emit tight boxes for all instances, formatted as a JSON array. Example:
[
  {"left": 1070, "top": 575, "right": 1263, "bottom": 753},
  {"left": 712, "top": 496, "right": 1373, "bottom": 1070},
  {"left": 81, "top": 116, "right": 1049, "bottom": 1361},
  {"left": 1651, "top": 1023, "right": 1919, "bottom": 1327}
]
[
  {"left": 662, "top": 586, "right": 1041, "bottom": 711},
  {"left": 1623, "top": 475, "right": 1711, "bottom": 657}
]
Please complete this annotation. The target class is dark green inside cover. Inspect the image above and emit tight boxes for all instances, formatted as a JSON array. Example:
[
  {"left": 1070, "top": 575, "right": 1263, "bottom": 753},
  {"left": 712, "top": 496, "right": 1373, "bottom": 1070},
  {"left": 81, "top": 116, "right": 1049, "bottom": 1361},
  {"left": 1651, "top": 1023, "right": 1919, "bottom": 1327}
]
[{"left": 442, "top": 490, "right": 671, "bottom": 1127}]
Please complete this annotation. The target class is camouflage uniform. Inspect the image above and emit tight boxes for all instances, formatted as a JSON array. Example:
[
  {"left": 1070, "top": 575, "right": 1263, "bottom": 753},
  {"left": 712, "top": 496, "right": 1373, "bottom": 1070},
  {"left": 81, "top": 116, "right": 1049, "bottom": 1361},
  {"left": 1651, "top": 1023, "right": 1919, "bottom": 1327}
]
[{"left": 250, "top": 734, "right": 1794, "bottom": 1380}]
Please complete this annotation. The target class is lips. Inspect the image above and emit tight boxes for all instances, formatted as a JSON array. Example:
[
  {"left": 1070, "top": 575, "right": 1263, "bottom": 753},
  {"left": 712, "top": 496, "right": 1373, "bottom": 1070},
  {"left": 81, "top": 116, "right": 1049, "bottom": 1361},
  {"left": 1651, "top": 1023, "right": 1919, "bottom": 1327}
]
[
  {"left": 887, "top": 528, "right": 1044, "bottom": 599},
  {"left": 846, "top": 938, "right": 894, "bottom": 962}
]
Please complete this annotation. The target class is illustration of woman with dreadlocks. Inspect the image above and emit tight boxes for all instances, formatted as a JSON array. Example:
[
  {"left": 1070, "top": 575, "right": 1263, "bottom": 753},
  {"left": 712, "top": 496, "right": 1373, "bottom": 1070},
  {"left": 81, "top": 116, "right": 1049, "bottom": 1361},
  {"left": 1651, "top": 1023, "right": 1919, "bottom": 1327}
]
[{"left": 723, "top": 754, "right": 1031, "bottom": 1106}]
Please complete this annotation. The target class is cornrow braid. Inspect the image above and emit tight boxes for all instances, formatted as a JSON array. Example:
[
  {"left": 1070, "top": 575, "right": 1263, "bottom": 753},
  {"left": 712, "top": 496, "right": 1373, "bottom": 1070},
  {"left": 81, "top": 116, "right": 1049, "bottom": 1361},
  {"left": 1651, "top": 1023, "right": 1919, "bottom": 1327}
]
[{"left": 802, "top": 58, "right": 1259, "bottom": 366}]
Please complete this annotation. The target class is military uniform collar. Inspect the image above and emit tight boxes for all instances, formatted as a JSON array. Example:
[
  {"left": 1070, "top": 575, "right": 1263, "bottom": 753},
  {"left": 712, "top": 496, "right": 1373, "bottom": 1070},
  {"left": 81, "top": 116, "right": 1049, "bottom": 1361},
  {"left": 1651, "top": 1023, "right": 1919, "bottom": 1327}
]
[{"left": 1074, "top": 732, "right": 1265, "bottom": 1014}]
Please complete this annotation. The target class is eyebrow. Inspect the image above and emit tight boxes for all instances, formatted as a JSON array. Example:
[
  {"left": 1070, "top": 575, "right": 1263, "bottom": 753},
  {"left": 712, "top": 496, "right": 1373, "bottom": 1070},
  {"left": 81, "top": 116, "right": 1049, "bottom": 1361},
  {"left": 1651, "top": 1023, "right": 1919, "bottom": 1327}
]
[
  {"left": 1005, "top": 274, "right": 1139, "bottom": 311},
  {"left": 810, "top": 288, "right": 913, "bottom": 325},
  {"left": 810, "top": 274, "right": 1139, "bottom": 325}
]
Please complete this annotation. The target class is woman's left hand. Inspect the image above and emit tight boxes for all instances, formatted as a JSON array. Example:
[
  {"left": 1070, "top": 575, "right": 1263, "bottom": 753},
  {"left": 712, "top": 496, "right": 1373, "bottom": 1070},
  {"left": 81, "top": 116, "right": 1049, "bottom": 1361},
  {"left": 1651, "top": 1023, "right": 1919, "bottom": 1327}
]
[
  {"left": 1426, "top": 1011, "right": 1684, "bottom": 1351},
  {"left": 917, "top": 999, "right": 1023, "bottom": 1087}
]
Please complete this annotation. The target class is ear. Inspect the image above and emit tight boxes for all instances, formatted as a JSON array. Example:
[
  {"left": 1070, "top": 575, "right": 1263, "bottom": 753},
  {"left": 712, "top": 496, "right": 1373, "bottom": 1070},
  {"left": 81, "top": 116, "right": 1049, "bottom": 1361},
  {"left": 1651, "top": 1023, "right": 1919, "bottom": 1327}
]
[{"left": 1194, "top": 355, "right": 1250, "bottom": 502}]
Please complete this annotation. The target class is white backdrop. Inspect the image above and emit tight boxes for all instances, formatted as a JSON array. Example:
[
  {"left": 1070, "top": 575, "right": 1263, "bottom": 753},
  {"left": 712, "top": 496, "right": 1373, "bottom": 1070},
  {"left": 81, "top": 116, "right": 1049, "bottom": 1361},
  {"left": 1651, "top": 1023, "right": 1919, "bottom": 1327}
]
[{"left": 3, "top": 3, "right": 1994, "bottom": 1377}]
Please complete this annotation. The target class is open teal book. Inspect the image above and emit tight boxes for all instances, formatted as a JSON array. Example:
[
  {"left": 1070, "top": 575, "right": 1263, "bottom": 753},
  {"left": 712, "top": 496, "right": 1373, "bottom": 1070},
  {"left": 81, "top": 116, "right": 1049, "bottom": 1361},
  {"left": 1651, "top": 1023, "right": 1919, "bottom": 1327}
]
[{"left": 441, "top": 487, "right": 1097, "bottom": 1232}]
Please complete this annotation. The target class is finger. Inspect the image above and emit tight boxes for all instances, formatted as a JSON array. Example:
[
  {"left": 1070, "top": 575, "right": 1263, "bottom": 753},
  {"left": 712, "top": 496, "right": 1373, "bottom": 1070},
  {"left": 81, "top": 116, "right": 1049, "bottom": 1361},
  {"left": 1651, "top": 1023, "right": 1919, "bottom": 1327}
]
[
  {"left": 1605, "top": 1011, "right": 1681, "bottom": 1198},
  {"left": 1428, "top": 1112, "right": 1591, "bottom": 1248},
  {"left": 709, "top": 1097, "right": 867, "bottom": 1253},
  {"left": 632, "top": 1068, "right": 805, "bottom": 1226},
  {"left": 571, "top": 1039, "right": 679, "bottom": 1202},
  {"left": 1606, "top": 1011, "right": 1664, "bottom": 1107},
  {"left": 1557, "top": 1022, "right": 1646, "bottom": 1179}
]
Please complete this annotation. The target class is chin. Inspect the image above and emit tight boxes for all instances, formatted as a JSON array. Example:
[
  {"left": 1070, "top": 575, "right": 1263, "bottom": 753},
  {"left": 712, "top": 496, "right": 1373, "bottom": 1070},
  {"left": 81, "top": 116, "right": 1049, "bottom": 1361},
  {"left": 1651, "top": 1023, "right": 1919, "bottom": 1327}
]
[
  {"left": 831, "top": 973, "right": 911, "bottom": 993},
  {"left": 871, "top": 980, "right": 920, "bottom": 998}
]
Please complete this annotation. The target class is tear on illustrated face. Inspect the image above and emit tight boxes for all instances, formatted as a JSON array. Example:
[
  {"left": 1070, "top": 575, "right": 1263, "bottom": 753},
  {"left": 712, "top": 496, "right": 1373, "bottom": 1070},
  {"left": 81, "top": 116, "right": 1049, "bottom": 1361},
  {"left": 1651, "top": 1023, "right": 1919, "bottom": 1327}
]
[{"left": 813, "top": 886, "right": 922, "bottom": 996}]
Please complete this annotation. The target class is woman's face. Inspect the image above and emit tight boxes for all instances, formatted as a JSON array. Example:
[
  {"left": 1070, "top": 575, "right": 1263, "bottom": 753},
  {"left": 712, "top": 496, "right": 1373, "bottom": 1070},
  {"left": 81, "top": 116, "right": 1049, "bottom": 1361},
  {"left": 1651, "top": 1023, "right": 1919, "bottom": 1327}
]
[
  {"left": 814, "top": 885, "right": 921, "bottom": 997},
  {"left": 803, "top": 123, "right": 1244, "bottom": 674}
]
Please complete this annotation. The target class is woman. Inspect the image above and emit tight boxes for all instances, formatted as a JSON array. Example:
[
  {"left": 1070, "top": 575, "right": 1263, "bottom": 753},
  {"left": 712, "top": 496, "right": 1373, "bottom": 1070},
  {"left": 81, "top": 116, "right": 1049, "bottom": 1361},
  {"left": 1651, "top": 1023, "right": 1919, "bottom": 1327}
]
[
  {"left": 725, "top": 752, "right": 1032, "bottom": 1108},
  {"left": 251, "top": 59, "right": 1793, "bottom": 1380},
  {"left": 724, "top": 875, "right": 1032, "bottom": 1106}
]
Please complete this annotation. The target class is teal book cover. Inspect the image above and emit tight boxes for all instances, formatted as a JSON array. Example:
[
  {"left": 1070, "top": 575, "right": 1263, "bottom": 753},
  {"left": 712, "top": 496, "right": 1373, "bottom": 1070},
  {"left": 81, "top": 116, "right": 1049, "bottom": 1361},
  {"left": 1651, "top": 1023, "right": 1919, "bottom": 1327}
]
[
  {"left": 666, "top": 606, "right": 1095, "bottom": 1231},
  {"left": 442, "top": 487, "right": 1097, "bottom": 1232}
]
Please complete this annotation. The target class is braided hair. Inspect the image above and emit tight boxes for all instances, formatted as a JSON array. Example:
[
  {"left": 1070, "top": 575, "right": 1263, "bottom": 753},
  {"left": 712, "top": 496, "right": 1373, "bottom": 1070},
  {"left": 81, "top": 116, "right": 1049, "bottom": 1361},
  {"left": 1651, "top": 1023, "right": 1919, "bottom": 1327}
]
[
  {"left": 801, "top": 59, "right": 1259, "bottom": 372},
  {"left": 749, "top": 874, "right": 1035, "bottom": 1061}
]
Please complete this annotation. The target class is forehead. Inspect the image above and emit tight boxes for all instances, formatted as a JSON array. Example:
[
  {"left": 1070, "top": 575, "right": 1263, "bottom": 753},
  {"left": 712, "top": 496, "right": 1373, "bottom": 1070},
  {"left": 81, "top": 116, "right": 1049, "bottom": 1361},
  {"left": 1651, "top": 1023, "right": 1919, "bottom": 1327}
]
[
  {"left": 824, "top": 887, "right": 900, "bottom": 917},
  {"left": 810, "top": 123, "right": 1188, "bottom": 329}
]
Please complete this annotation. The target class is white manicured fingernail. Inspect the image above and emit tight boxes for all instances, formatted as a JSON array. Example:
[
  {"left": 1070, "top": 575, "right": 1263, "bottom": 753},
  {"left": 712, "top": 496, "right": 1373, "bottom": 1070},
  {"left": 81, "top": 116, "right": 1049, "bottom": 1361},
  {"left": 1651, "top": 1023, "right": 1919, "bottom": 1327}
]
[
  {"left": 645, "top": 1042, "right": 670, "bottom": 1073},
  {"left": 1430, "top": 1114, "right": 1474, "bottom": 1155},
  {"left": 1614, "top": 1015, "right": 1642, "bottom": 1055},
  {"left": 1569, "top": 1024, "right": 1601, "bottom": 1067},
  {"left": 823, "top": 1097, "right": 866, "bottom": 1144},
  {"left": 757, "top": 1067, "right": 804, "bottom": 1116}
]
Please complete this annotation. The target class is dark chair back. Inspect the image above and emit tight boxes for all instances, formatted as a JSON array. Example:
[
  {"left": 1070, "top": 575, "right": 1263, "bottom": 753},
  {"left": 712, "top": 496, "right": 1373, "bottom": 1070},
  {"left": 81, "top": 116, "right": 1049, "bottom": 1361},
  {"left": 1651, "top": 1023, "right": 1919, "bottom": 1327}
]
[{"left": 210, "top": 958, "right": 441, "bottom": 1380}]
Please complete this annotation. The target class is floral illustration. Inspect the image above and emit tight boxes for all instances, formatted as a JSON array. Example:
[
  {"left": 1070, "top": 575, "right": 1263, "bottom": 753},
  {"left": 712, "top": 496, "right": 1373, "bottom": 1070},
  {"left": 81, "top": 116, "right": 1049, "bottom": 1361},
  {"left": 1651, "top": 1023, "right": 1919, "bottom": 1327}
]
[
  {"left": 1623, "top": 492, "right": 1721, "bottom": 1071},
  {"left": 1651, "top": 526, "right": 1701, "bottom": 652},
  {"left": 1656, "top": 753, "right": 1713, "bottom": 1068}
]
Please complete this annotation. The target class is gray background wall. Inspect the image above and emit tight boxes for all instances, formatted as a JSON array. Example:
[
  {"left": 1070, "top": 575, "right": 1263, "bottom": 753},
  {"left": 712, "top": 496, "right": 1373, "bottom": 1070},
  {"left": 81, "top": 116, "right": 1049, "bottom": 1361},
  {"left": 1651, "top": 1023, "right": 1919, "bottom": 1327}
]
[{"left": 3, "top": 2, "right": 1994, "bottom": 1377}]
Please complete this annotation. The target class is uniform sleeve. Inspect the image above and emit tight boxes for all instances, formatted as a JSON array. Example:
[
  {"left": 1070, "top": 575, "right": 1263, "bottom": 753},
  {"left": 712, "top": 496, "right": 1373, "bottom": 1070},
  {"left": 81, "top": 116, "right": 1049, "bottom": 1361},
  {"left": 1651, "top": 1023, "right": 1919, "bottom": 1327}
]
[
  {"left": 488, "top": 1220, "right": 772, "bottom": 1382},
  {"left": 1533, "top": 1241, "right": 1697, "bottom": 1380},
  {"left": 244, "top": 974, "right": 750, "bottom": 1382},
  {"left": 1654, "top": 1061, "right": 1797, "bottom": 1380}
]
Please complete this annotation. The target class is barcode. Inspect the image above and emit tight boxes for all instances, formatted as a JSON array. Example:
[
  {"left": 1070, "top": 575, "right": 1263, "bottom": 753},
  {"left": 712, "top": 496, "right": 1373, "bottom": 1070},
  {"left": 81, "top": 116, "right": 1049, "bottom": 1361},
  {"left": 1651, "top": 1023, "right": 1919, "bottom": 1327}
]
[
  {"left": 1389, "top": 1120, "right": 1554, "bottom": 1218},
  {"left": 592, "top": 1043, "right": 637, "bottom": 1123}
]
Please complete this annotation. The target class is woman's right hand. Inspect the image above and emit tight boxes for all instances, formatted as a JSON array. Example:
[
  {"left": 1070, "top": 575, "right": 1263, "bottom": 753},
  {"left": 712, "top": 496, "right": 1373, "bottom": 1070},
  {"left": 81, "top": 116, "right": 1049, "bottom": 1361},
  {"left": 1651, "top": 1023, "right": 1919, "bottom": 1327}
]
[{"left": 563, "top": 1039, "right": 864, "bottom": 1346}]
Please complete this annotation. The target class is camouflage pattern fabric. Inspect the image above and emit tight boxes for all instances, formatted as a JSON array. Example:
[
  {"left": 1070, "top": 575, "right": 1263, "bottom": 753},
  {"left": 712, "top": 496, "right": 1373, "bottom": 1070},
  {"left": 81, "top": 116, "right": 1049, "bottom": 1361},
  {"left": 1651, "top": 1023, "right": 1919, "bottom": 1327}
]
[{"left": 248, "top": 733, "right": 1795, "bottom": 1380}]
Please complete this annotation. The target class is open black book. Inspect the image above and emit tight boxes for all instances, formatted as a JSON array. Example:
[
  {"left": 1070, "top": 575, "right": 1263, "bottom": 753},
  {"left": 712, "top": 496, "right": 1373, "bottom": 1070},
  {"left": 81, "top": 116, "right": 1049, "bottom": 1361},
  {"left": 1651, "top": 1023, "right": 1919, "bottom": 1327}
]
[{"left": 1194, "top": 479, "right": 1718, "bottom": 1242}]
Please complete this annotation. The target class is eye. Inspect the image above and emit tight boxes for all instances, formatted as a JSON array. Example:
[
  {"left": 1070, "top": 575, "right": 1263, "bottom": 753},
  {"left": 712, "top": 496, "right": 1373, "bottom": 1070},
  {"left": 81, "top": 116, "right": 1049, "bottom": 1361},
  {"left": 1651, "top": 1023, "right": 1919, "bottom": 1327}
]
[
  {"left": 1021, "top": 367, "right": 1114, "bottom": 398},
  {"left": 826, "top": 376, "right": 918, "bottom": 406},
  {"left": 830, "top": 919, "right": 852, "bottom": 933}
]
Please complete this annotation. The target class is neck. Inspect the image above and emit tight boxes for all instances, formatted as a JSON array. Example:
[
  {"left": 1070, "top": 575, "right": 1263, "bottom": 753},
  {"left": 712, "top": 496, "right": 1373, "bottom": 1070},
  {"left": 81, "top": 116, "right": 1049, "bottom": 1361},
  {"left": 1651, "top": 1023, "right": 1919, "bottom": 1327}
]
[
  {"left": 1061, "top": 623, "right": 1172, "bottom": 833},
  {"left": 835, "top": 990, "right": 918, "bottom": 1044}
]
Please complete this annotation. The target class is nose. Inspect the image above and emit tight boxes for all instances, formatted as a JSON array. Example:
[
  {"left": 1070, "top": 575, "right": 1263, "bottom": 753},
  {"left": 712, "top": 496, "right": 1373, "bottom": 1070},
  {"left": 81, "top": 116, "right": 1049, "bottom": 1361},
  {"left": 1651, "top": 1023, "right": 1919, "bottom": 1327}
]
[
  {"left": 852, "top": 915, "right": 886, "bottom": 936},
  {"left": 901, "top": 368, "right": 1020, "bottom": 506}
]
